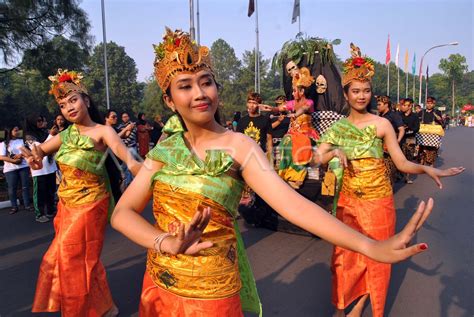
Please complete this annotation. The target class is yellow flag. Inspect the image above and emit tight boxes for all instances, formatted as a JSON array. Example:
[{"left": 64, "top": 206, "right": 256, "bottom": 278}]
[{"left": 404, "top": 49, "right": 409, "bottom": 72}]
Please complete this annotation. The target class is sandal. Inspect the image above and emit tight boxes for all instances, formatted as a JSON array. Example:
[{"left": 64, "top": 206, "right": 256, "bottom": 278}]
[{"left": 9, "top": 207, "right": 19, "bottom": 215}]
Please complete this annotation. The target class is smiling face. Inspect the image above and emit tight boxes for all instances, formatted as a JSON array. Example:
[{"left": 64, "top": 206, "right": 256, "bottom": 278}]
[
  {"left": 344, "top": 80, "right": 372, "bottom": 113},
  {"left": 106, "top": 111, "right": 118, "bottom": 125},
  {"left": 163, "top": 70, "right": 219, "bottom": 126},
  {"left": 57, "top": 92, "right": 90, "bottom": 124}
]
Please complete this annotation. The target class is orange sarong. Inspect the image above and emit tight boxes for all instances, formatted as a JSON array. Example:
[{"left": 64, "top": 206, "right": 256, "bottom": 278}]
[
  {"left": 331, "top": 158, "right": 395, "bottom": 317},
  {"left": 139, "top": 271, "right": 243, "bottom": 317},
  {"left": 32, "top": 195, "right": 113, "bottom": 316}
]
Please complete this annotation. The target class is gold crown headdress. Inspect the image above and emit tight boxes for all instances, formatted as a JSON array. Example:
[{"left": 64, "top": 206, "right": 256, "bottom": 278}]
[
  {"left": 48, "top": 69, "right": 87, "bottom": 101},
  {"left": 292, "top": 67, "right": 314, "bottom": 88},
  {"left": 153, "top": 27, "right": 213, "bottom": 92},
  {"left": 342, "top": 43, "right": 375, "bottom": 87}
]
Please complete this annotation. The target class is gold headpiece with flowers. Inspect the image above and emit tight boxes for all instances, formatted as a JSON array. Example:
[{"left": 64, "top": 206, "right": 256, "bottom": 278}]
[
  {"left": 153, "top": 27, "right": 213, "bottom": 92},
  {"left": 48, "top": 69, "right": 87, "bottom": 101},
  {"left": 342, "top": 43, "right": 375, "bottom": 87},
  {"left": 292, "top": 67, "right": 314, "bottom": 88}
]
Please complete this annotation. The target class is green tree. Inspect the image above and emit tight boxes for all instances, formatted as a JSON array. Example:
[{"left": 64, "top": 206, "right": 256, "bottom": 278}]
[
  {"left": 138, "top": 77, "right": 172, "bottom": 120},
  {"left": 210, "top": 39, "right": 241, "bottom": 82},
  {"left": 85, "top": 42, "right": 142, "bottom": 115},
  {"left": 439, "top": 54, "right": 469, "bottom": 116},
  {"left": 21, "top": 36, "right": 89, "bottom": 78},
  {"left": 0, "top": 0, "right": 91, "bottom": 66}
]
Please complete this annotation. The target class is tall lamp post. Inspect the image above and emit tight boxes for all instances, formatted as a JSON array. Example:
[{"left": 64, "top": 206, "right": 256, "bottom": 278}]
[{"left": 418, "top": 42, "right": 458, "bottom": 106}]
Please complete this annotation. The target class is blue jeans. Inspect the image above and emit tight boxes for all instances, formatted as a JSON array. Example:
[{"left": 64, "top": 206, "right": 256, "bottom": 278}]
[
  {"left": 121, "top": 147, "right": 140, "bottom": 188},
  {"left": 4, "top": 167, "right": 31, "bottom": 208}
]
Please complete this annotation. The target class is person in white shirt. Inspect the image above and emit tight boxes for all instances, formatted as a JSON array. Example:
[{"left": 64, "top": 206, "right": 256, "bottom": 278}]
[
  {"left": 0, "top": 125, "right": 32, "bottom": 214},
  {"left": 24, "top": 116, "right": 58, "bottom": 222}
]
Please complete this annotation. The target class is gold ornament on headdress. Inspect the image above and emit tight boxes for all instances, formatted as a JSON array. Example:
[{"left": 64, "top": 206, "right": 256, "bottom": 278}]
[
  {"left": 153, "top": 27, "right": 213, "bottom": 92},
  {"left": 341, "top": 43, "right": 375, "bottom": 87},
  {"left": 292, "top": 67, "right": 314, "bottom": 88},
  {"left": 48, "top": 69, "right": 87, "bottom": 101}
]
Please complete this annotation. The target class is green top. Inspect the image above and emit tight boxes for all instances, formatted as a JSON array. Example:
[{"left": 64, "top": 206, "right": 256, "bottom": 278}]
[
  {"left": 56, "top": 124, "right": 107, "bottom": 176},
  {"left": 146, "top": 115, "right": 261, "bottom": 316},
  {"left": 318, "top": 118, "right": 383, "bottom": 159}
]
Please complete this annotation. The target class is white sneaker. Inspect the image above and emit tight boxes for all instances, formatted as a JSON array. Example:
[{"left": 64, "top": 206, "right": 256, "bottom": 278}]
[{"left": 36, "top": 215, "right": 50, "bottom": 223}]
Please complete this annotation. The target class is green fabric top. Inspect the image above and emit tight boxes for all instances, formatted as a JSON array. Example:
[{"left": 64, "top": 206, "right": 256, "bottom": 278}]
[
  {"left": 318, "top": 118, "right": 383, "bottom": 159},
  {"left": 147, "top": 119, "right": 244, "bottom": 216},
  {"left": 56, "top": 124, "right": 106, "bottom": 176},
  {"left": 146, "top": 115, "right": 261, "bottom": 316}
]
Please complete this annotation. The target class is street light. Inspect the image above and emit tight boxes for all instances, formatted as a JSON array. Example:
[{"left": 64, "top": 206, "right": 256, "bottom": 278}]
[{"left": 418, "top": 42, "right": 458, "bottom": 106}]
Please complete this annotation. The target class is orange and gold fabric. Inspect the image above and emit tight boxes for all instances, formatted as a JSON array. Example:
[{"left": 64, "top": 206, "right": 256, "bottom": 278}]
[
  {"left": 319, "top": 119, "right": 395, "bottom": 317},
  {"left": 32, "top": 125, "right": 113, "bottom": 316},
  {"left": 140, "top": 116, "right": 261, "bottom": 316}
]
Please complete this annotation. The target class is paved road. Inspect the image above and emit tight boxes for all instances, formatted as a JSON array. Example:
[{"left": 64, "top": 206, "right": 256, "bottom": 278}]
[{"left": 1, "top": 127, "right": 473, "bottom": 317}]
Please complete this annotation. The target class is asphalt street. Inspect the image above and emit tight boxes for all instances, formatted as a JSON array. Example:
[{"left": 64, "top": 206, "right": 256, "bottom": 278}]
[{"left": 1, "top": 126, "right": 472, "bottom": 317}]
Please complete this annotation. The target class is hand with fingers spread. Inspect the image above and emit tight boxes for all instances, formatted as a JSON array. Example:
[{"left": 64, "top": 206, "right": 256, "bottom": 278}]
[
  {"left": 366, "top": 198, "right": 434, "bottom": 263},
  {"left": 424, "top": 166, "right": 465, "bottom": 189},
  {"left": 161, "top": 207, "right": 213, "bottom": 256},
  {"left": 19, "top": 144, "right": 44, "bottom": 170}
]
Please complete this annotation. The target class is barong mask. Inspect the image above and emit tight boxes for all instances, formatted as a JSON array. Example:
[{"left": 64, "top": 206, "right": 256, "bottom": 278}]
[
  {"left": 49, "top": 69, "right": 88, "bottom": 101},
  {"left": 342, "top": 43, "right": 375, "bottom": 87},
  {"left": 153, "top": 27, "right": 214, "bottom": 92},
  {"left": 315, "top": 74, "right": 327, "bottom": 94}
]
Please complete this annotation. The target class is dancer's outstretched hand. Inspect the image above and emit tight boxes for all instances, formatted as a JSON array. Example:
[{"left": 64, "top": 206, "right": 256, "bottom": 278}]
[
  {"left": 367, "top": 198, "right": 434, "bottom": 263},
  {"left": 425, "top": 166, "right": 465, "bottom": 189},
  {"left": 163, "top": 207, "right": 213, "bottom": 255},
  {"left": 19, "top": 145, "right": 43, "bottom": 170}
]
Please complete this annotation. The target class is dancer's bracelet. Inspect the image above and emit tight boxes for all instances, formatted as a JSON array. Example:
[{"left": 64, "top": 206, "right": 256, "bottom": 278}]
[{"left": 153, "top": 233, "right": 172, "bottom": 255}]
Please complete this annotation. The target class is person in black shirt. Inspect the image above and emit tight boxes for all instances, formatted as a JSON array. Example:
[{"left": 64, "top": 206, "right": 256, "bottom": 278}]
[
  {"left": 377, "top": 95, "right": 405, "bottom": 184},
  {"left": 419, "top": 96, "right": 443, "bottom": 166},
  {"left": 269, "top": 95, "right": 290, "bottom": 170},
  {"left": 399, "top": 98, "right": 420, "bottom": 183},
  {"left": 376, "top": 95, "right": 405, "bottom": 143},
  {"left": 236, "top": 92, "right": 273, "bottom": 154}
]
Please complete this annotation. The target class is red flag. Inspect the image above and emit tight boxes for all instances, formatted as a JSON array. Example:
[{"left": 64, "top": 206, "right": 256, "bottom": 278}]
[
  {"left": 248, "top": 0, "right": 255, "bottom": 17},
  {"left": 385, "top": 35, "right": 391, "bottom": 65}
]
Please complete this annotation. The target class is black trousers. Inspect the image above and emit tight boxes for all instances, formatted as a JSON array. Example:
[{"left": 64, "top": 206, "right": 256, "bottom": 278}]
[{"left": 33, "top": 172, "right": 57, "bottom": 217}]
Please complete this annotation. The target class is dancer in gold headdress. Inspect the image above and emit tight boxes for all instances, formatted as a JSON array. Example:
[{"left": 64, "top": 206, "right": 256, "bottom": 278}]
[
  {"left": 111, "top": 30, "right": 444, "bottom": 317},
  {"left": 316, "top": 43, "right": 464, "bottom": 317},
  {"left": 21, "top": 69, "right": 141, "bottom": 316}
]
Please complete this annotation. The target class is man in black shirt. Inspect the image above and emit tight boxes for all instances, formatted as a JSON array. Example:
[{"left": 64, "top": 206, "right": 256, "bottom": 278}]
[
  {"left": 236, "top": 92, "right": 273, "bottom": 154},
  {"left": 376, "top": 95, "right": 405, "bottom": 184},
  {"left": 399, "top": 98, "right": 420, "bottom": 183},
  {"left": 269, "top": 95, "right": 290, "bottom": 170},
  {"left": 419, "top": 96, "right": 444, "bottom": 166}
]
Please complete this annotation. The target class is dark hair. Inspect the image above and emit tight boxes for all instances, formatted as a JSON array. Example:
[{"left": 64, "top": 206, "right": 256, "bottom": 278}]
[
  {"left": 427, "top": 96, "right": 436, "bottom": 102},
  {"left": 137, "top": 112, "right": 146, "bottom": 125},
  {"left": 232, "top": 111, "right": 241, "bottom": 122},
  {"left": 247, "top": 92, "right": 263, "bottom": 104},
  {"left": 414, "top": 104, "right": 422, "bottom": 108},
  {"left": 24, "top": 114, "right": 48, "bottom": 143},
  {"left": 81, "top": 93, "right": 104, "bottom": 124},
  {"left": 404, "top": 98, "right": 414, "bottom": 104},
  {"left": 105, "top": 109, "right": 117, "bottom": 119}
]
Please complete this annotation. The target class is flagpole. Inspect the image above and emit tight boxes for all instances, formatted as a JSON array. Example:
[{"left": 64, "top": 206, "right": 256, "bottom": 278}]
[
  {"left": 196, "top": 0, "right": 200, "bottom": 44},
  {"left": 387, "top": 64, "right": 390, "bottom": 96},
  {"left": 101, "top": 0, "right": 110, "bottom": 110},
  {"left": 189, "top": 0, "right": 195, "bottom": 41},
  {"left": 425, "top": 65, "right": 429, "bottom": 105},
  {"left": 412, "top": 74, "right": 416, "bottom": 101},
  {"left": 397, "top": 67, "right": 400, "bottom": 103},
  {"left": 405, "top": 71, "right": 408, "bottom": 98},
  {"left": 255, "top": 0, "right": 260, "bottom": 93}
]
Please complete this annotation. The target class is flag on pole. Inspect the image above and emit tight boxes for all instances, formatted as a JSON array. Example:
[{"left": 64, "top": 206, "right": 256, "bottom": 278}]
[
  {"left": 292, "top": 0, "right": 300, "bottom": 23},
  {"left": 404, "top": 49, "right": 409, "bottom": 72},
  {"left": 412, "top": 53, "right": 416, "bottom": 75},
  {"left": 426, "top": 65, "right": 429, "bottom": 84},
  {"left": 248, "top": 0, "right": 255, "bottom": 17},
  {"left": 395, "top": 43, "right": 400, "bottom": 67},
  {"left": 385, "top": 35, "right": 391, "bottom": 65}
]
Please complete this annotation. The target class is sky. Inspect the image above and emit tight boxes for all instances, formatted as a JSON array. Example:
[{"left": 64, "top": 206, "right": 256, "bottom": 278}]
[{"left": 81, "top": 0, "right": 473, "bottom": 81}]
